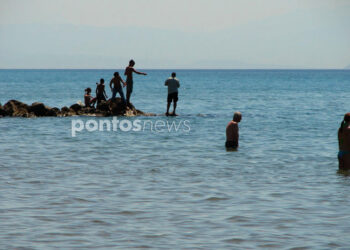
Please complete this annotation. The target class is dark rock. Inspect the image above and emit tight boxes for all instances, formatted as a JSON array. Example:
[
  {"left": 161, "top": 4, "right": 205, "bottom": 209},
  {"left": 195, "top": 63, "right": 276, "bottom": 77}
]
[
  {"left": 96, "top": 100, "right": 109, "bottom": 112},
  {"left": 61, "top": 106, "right": 69, "bottom": 112},
  {"left": 60, "top": 106, "right": 70, "bottom": 117},
  {"left": 81, "top": 107, "right": 96, "bottom": 114},
  {"left": 4, "top": 100, "right": 29, "bottom": 117},
  {"left": 28, "top": 102, "right": 59, "bottom": 117},
  {"left": 52, "top": 107, "right": 60, "bottom": 114},
  {"left": 70, "top": 103, "right": 82, "bottom": 112},
  {"left": 68, "top": 108, "right": 78, "bottom": 116},
  {"left": 46, "top": 108, "right": 58, "bottom": 117},
  {"left": 0, "top": 106, "right": 8, "bottom": 116},
  {"left": 0, "top": 99, "right": 152, "bottom": 118},
  {"left": 108, "top": 98, "right": 126, "bottom": 116}
]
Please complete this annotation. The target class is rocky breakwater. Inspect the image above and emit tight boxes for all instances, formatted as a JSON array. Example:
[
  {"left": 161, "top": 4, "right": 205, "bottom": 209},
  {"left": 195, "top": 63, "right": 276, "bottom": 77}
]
[{"left": 0, "top": 98, "right": 155, "bottom": 118}]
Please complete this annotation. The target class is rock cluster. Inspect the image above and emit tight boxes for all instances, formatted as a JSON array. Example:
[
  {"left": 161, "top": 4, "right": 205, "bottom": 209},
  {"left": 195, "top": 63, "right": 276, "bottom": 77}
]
[{"left": 0, "top": 98, "right": 154, "bottom": 118}]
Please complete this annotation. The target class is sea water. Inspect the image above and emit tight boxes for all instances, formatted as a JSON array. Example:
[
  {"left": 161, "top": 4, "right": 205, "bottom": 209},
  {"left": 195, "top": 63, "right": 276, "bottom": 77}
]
[{"left": 0, "top": 69, "right": 350, "bottom": 248}]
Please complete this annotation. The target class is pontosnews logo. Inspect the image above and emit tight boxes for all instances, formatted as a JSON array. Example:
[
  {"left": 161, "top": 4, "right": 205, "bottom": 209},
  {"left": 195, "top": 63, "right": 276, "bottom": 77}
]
[{"left": 71, "top": 117, "right": 191, "bottom": 137}]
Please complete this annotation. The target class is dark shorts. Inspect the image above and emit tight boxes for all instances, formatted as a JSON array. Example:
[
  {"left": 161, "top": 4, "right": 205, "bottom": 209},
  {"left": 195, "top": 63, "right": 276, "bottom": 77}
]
[
  {"left": 96, "top": 93, "right": 106, "bottom": 101},
  {"left": 225, "top": 141, "right": 238, "bottom": 148},
  {"left": 167, "top": 92, "right": 178, "bottom": 103},
  {"left": 126, "top": 79, "right": 133, "bottom": 94}
]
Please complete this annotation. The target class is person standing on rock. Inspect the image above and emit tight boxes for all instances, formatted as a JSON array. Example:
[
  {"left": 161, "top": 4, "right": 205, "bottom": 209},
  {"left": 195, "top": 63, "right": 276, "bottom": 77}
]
[
  {"left": 338, "top": 113, "right": 350, "bottom": 171},
  {"left": 124, "top": 59, "right": 147, "bottom": 105},
  {"left": 226, "top": 112, "right": 242, "bottom": 149},
  {"left": 96, "top": 78, "right": 107, "bottom": 105},
  {"left": 110, "top": 72, "right": 127, "bottom": 105},
  {"left": 164, "top": 72, "right": 180, "bottom": 116}
]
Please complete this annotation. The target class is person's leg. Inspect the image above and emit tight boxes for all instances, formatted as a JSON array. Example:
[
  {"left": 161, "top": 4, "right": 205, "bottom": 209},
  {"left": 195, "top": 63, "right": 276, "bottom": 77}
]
[
  {"left": 126, "top": 90, "right": 131, "bottom": 105},
  {"left": 345, "top": 154, "right": 350, "bottom": 170},
  {"left": 111, "top": 88, "right": 117, "bottom": 100},
  {"left": 339, "top": 153, "right": 350, "bottom": 171},
  {"left": 166, "top": 94, "right": 171, "bottom": 115},
  {"left": 91, "top": 97, "right": 97, "bottom": 107},
  {"left": 166, "top": 102, "right": 171, "bottom": 116},
  {"left": 172, "top": 93, "right": 178, "bottom": 115},
  {"left": 118, "top": 88, "right": 126, "bottom": 105},
  {"left": 173, "top": 101, "right": 177, "bottom": 114},
  {"left": 126, "top": 81, "right": 133, "bottom": 105}
]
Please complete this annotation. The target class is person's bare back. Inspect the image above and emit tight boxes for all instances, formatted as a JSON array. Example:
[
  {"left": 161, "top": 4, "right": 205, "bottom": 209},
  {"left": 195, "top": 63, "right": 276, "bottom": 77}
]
[
  {"left": 225, "top": 112, "right": 242, "bottom": 149},
  {"left": 338, "top": 113, "right": 350, "bottom": 170},
  {"left": 123, "top": 59, "right": 147, "bottom": 104}
]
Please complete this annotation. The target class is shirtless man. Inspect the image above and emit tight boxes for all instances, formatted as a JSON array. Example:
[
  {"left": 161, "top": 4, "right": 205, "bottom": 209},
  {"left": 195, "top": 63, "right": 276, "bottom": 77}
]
[
  {"left": 84, "top": 87, "right": 96, "bottom": 107},
  {"left": 110, "top": 72, "right": 127, "bottom": 104},
  {"left": 226, "top": 112, "right": 242, "bottom": 149},
  {"left": 338, "top": 113, "right": 350, "bottom": 170},
  {"left": 96, "top": 78, "right": 107, "bottom": 105},
  {"left": 124, "top": 59, "right": 147, "bottom": 105}
]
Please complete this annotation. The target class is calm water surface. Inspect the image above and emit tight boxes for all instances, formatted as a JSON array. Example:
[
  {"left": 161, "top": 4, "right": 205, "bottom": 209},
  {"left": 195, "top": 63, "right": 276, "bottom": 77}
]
[{"left": 0, "top": 69, "right": 350, "bottom": 249}]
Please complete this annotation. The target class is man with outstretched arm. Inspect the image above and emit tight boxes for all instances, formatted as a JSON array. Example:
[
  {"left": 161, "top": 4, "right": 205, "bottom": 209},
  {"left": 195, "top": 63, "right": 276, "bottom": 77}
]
[{"left": 124, "top": 59, "right": 147, "bottom": 105}]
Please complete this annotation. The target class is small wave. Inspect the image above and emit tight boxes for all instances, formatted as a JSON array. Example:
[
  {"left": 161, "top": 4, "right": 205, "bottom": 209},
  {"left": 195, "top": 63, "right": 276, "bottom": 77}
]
[
  {"left": 142, "top": 234, "right": 168, "bottom": 239},
  {"left": 223, "top": 238, "right": 245, "bottom": 244},
  {"left": 118, "top": 210, "right": 145, "bottom": 215},
  {"left": 227, "top": 215, "right": 250, "bottom": 222},
  {"left": 91, "top": 219, "right": 112, "bottom": 225},
  {"left": 204, "top": 196, "right": 229, "bottom": 201}
]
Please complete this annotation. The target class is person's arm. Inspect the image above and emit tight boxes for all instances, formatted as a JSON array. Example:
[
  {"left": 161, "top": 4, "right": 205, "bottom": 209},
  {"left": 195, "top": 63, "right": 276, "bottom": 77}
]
[
  {"left": 109, "top": 79, "right": 113, "bottom": 90},
  {"left": 165, "top": 79, "right": 168, "bottom": 86},
  {"left": 95, "top": 83, "right": 98, "bottom": 96},
  {"left": 119, "top": 76, "right": 127, "bottom": 87},
  {"left": 133, "top": 68, "right": 147, "bottom": 75},
  {"left": 177, "top": 80, "right": 180, "bottom": 88},
  {"left": 232, "top": 123, "right": 239, "bottom": 146}
]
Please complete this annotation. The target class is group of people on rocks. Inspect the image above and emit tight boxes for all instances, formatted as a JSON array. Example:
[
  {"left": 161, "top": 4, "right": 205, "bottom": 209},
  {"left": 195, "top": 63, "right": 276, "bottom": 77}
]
[
  {"left": 84, "top": 59, "right": 179, "bottom": 116},
  {"left": 83, "top": 60, "right": 350, "bottom": 171}
]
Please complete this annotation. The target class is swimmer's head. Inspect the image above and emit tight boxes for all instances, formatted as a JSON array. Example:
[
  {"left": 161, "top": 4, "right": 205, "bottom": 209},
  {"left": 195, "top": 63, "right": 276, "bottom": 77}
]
[
  {"left": 233, "top": 112, "right": 242, "bottom": 122},
  {"left": 129, "top": 59, "right": 135, "bottom": 66},
  {"left": 100, "top": 78, "right": 104, "bottom": 83},
  {"left": 114, "top": 72, "right": 119, "bottom": 77},
  {"left": 171, "top": 72, "right": 176, "bottom": 78},
  {"left": 344, "top": 113, "right": 350, "bottom": 123},
  {"left": 85, "top": 87, "right": 91, "bottom": 94}
]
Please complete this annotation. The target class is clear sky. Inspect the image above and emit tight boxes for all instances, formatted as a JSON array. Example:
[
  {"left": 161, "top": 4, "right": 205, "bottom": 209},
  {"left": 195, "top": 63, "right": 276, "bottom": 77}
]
[{"left": 0, "top": 0, "right": 349, "bottom": 69}]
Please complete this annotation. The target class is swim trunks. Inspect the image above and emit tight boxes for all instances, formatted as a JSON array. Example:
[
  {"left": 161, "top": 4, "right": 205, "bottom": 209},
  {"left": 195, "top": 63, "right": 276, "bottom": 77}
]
[
  {"left": 225, "top": 141, "right": 238, "bottom": 148},
  {"left": 167, "top": 92, "right": 178, "bottom": 103}
]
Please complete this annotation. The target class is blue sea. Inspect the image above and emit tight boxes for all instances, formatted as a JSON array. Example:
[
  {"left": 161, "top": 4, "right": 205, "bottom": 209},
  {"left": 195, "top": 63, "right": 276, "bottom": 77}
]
[{"left": 1, "top": 69, "right": 350, "bottom": 249}]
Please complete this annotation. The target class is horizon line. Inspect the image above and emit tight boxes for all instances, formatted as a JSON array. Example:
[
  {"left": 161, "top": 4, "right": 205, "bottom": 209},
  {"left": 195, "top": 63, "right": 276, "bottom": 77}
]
[{"left": 0, "top": 68, "right": 348, "bottom": 70}]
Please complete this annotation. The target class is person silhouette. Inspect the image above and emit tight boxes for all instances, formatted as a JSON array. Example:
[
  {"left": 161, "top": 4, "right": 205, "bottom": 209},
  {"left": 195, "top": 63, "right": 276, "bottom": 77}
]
[{"left": 124, "top": 59, "right": 147, "bottom": 105}]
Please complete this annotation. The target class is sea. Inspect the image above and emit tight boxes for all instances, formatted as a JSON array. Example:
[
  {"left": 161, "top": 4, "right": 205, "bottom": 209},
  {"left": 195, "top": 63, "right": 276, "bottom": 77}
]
[{"left": 0, "top": 69, "right": 349, "bottom": 249}]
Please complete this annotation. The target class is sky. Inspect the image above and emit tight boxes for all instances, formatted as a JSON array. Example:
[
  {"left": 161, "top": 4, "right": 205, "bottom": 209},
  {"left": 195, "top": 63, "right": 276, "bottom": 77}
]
[{"left": 0, "top": 0, "right": 349, "bottom": 69}]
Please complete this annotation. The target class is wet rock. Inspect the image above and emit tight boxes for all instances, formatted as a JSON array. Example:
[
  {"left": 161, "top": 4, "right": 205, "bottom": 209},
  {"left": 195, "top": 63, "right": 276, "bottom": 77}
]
[
  {"left": 3, "top": 100, "right": 29, "bottom": 117},
  {"left": 96, "top": 100, "right": 109, "bottom": 112},
  {"left": 0, "top": 99, "right": 154, "bottom": 118},
  {"left": 70, "top": 103, "right": 82, "bottom": 112},
  {"left": 28, "top": 102, "right": 59, "bottom": 117},
  {"left": 0, "top": 106, "right": 8, "bottom": 117},
  {"left": 52, "top": 107, "right": 61, "bottom": 116},
  {"left": 108, "top": 98, "right": 126, "bottom": 116}
]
